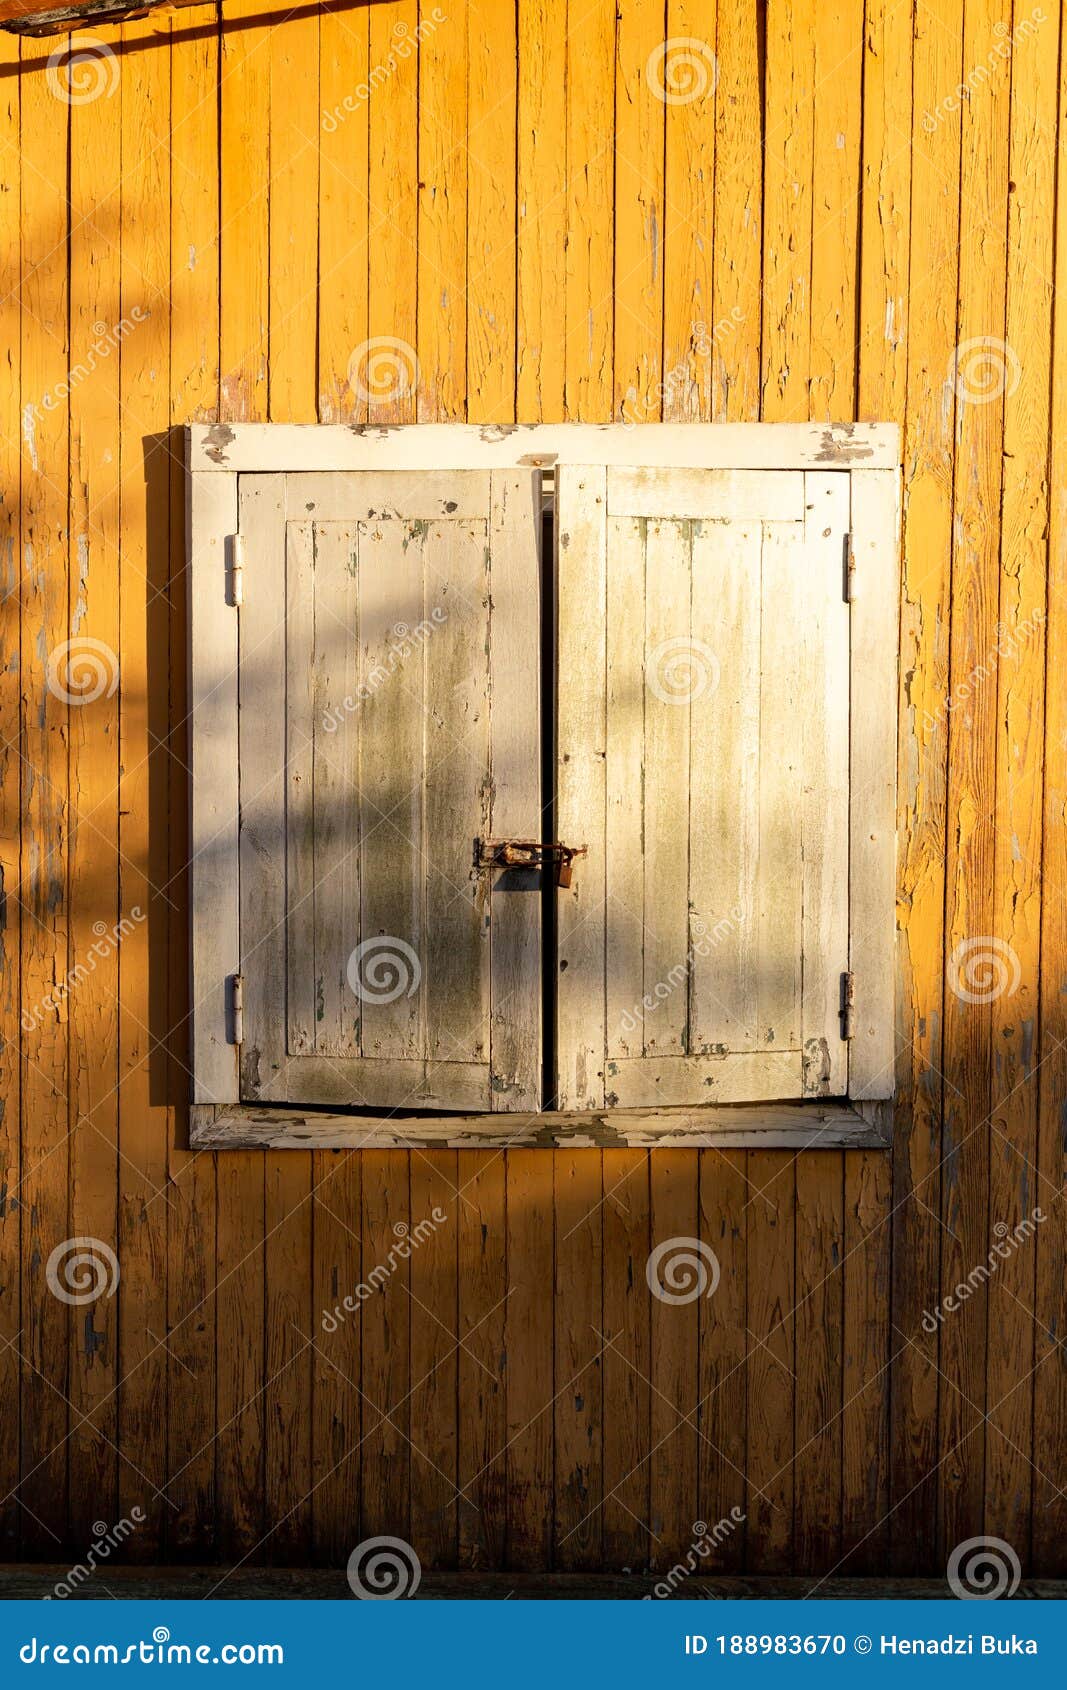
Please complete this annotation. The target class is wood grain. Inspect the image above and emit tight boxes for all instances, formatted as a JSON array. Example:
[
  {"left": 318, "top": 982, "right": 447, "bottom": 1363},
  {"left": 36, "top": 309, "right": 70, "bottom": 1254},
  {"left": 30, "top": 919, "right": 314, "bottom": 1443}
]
[{"left": 6, "top": 0, "right": 1064, "bottom": 1584}]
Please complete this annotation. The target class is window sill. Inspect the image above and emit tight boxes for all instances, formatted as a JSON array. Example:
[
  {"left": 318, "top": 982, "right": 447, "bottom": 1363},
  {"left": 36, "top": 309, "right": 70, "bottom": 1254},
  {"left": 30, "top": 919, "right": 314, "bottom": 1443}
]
[{"left": 188, "top": 1100, "right": 891, "bottom": 1151}]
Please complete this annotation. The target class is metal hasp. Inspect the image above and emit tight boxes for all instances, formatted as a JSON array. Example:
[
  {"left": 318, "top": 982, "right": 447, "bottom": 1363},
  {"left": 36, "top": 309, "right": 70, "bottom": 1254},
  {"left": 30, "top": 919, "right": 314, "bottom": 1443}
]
[{"left": 476, "top": 837, "right": 589, "bottom": 888}]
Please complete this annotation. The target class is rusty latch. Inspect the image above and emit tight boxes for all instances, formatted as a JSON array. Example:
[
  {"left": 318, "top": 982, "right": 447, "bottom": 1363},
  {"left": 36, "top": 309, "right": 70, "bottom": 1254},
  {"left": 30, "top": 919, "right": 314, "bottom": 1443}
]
[{"left": 476, "top": 838, "right": 589, "bottom": 887}]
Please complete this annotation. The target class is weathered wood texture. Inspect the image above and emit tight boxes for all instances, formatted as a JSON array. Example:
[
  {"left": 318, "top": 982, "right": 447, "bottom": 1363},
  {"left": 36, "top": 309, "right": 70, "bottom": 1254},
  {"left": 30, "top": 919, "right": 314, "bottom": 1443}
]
[{"left": 1, "top": 0, "right": 1063, "bottom": 1576}]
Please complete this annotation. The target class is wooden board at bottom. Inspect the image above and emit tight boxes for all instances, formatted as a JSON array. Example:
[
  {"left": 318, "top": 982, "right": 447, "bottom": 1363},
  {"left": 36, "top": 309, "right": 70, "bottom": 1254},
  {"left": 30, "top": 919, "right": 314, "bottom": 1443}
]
[{"left": 190, "top": 1102, "right": 889, "bottom": 1150}]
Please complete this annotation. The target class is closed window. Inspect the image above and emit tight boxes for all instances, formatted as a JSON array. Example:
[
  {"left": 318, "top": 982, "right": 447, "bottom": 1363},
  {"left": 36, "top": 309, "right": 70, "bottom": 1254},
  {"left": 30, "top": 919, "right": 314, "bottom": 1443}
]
[{"left": 187, "top": 425, "right": 898, "bottom": 1148}]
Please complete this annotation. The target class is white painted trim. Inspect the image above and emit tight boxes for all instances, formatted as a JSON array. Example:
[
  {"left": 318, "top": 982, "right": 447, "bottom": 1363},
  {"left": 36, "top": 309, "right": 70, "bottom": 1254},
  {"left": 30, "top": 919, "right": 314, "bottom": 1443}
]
[
  {"left": 189, "top": 1100, "right": 890, "bottom": 1151},
  {"left": 186, "top": 425, "right": 901, "bottom": 1128},
  {"left": 187, "top": 421, "right": 900, "bottom": 474},
  {"left": 848, "top": 469, "right": 901, "bottom": 1099},
  {"left": 187, "top": 446, "right": 240, "bottom": 1104}
]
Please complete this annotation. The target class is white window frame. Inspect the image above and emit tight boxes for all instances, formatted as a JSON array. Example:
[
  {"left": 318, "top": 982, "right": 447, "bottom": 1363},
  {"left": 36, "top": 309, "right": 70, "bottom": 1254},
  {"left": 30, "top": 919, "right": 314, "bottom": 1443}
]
[{"left": 186, "top": 422, "right": 899, "bottom": 1150}]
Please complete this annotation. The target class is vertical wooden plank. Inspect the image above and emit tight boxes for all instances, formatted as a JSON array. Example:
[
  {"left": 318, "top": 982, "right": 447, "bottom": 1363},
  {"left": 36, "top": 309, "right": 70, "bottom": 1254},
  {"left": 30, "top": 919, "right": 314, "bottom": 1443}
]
[
  {"left": 265, "top": 14, "right": 318, "bottom": 1556},
  {"left": 504, "top": 1151, "right": 553, "bottom": 1568},
  {"left": 697, "top": 1151, "right": 747, "bottom": 1569},
  {"left": 939, "top": 0, "right": 1009, "bottom": 1559},
  {"left": 841, "top": 1147, "right": 891, "bottom": 1571},
  {"left": 857, "top": 0, "right": 912, "bottom": 428},
  {"left": 359, "top": 1153, "right": 410, "bottom": 1547},
  {"left": 311, "top": 6, "right": 368, "bottom": 1559},
  {"left": 468, "top": 0, "right": 516, "bottom": 425},
  {"left": 366, "top": 0, "right": 418, "bottom": 423},
  {"left": 417, "top": 1, "right": 466, "bottom": 420},
  {"left": 488, "top": 472, "right": 542, "bottom": 1109},
  {"left": 317, "top": 5, "right": 368, "bottom": 424},
  {"left": 850, "top": 0, "right": 909, "bottom": 1574},
  {"left": 216, "top": 0, "right": 269, "bottom": 1560},
  {"left": 1034, "top": 0, "right": 1067, "bottom": 1578},
  {"left": 605, "top": 519, "right": 646, "bottom": 1062},
  {"left": 309, "top": 523, "right": 360, "bottom": 1058},
  {"left": 564, "top": 0, "right": 614, "bottom": 420},
  {"left": 457, "top": 1153, "right": 507, "bottom": 1568},
  {"left": 689, "top": 522, "right": 760, "bottom": 1053},
  {"left": 284, "top": 522, "right": 317, "bottom": 1057},
  {"left": 220, "top": 0, "right": 270, "bottom": 419},
  {"left": 553, "top": 1151, "right": 603, "bottom": 1569},
  {"left": 408, "top": 1152, "right": 459, "bottom": 1569},
  {"left": 849, "top": 473, "right": 900, "bottom": 1099},
  {"left": 614, "top": 0, "right": 664, "bottom": 416},
  {"left": 356, "top": 521, "right": 424, "bottom": 1061},
  {"left": 117, "top": 12, "right": 172, "bottom": 1554},
  {"left": 808, "top": 0, "right": 862, "bottom": 421},
  {"left": 647, "top": 1153, "right": 699, "bottom": 1568},
  {"left": 887, "top": 0, "right": 960, "bottom": 1576},
  {"left": 711, "top": 0, "right": 761, "bottom": 420},
  {"left": 556, "top": 468, "right": 607, "bottom": 1110},
  {"left": 600, "top": 1153, "right": 651, "bottom": 1569},
  {"left": 310, "top": 1152, "right": 361, "bottom": 1564},
  {"left": 167, "top": 1, "right": 220, "bottom": 1561},
  {"left": 517, "top": 0, "right": 566, "bottom": 420},
  {"left": 264, "top": 1158, "right": 312, "bottom": 1561},
  {"left": 756, "top": 525, "right": 803, "bottom": 1048},
  {"left": 19, "top": 31, "right": 71, "bottom": 1552},
  {"left": 237, "top": 476, "right": 287, "bottom": 1096},
  {"left": 662, "top": 2, "right": 716, "bottom": 419},
  {"left": 985, "top": 0, "right": 1055, "bottom": 1565},
  {"left": 66, "top": 21, "right": 121, "bottom": 1545},
  {"left": 268, "top": 7, "right": 318, "bottom": 424},
  {"left": 760, "top": 2, "right": 814, "bottom": 419},
  {"left": 793, "top": 1159, "right": 842, "bottom": 1574},
  {"left": 744, "top": 1157, "right": 795, "bottom": 1572},
  {"left": 0, "top": 22, "right": 22, "bottom": 1558},
  {"left": 641, "top": 522, "right": 691, "bottom": 1058},
  {"left": 423, "top": 521, "right": 491, "bottom": 1069}
]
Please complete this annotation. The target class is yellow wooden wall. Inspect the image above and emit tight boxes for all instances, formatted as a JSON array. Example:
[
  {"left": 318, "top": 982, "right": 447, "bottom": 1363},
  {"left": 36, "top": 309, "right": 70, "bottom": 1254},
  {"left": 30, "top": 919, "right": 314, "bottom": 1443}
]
[{"left": 0, "top": 0, "right": 1064, "bottom": 1575}]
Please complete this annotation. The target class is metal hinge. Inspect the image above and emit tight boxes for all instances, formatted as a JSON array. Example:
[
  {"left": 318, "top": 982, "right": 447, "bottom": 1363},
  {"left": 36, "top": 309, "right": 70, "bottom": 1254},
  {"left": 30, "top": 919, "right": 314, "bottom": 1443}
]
[
  {"left": 840, "top": 971, "right": 855, "bottom": 1041},
  {"left": 228, "top": 534, "right": 245, "bottom": 607},
  {"left": 229, "top": 973, "right": 244, "bottom": 1045},
  {"left": 844, "top": 532, "right": 856, "bottom": 602}
]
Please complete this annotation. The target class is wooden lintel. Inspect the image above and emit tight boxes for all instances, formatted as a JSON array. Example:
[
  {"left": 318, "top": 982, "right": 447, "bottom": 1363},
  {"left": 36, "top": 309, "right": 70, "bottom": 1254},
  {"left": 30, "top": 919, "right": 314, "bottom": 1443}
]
[{"left": 0, "top": 0, "right": 203, "bottom": 37}]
